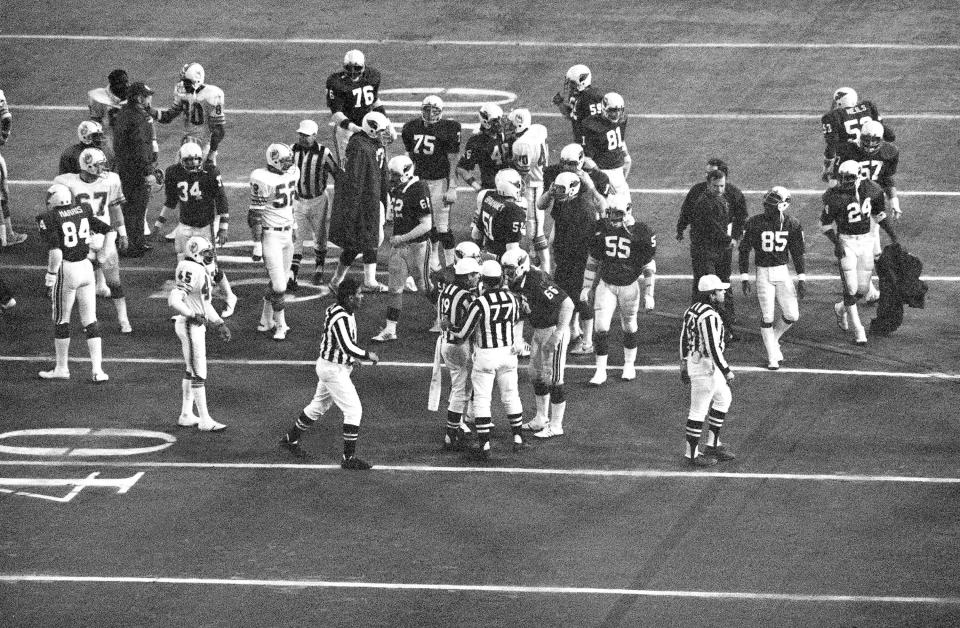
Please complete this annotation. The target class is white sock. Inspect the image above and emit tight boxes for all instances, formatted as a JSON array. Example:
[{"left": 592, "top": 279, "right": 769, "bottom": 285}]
[
  {"left": 192, "top": 383, "right": 210, "bottom": 421},
  {"left": 181, "top": 378, "right": 194, "bottom": 416},
  {"left": 218, "top": 275, "right": 235, "bottom": 300},
  {"left": 260, "top": 298, "right": 272, "bottom": 326},
  {"left": 582, "top": 319, "right": 594, "bottom": 346},
  {"left": 773, "top": 318, "right": 792, "bottom": 340},
  {"left": 87, "top": 337, "right": 103, "bottom": 374},
  {"left": 760, "top": 326, "right": 779, "bottom": 364},
  {"left": 364, "top": 262, "right": 377, "bottom": 285},
  {"left": 384, "top": 319, "right": 397, "bottom": 334},
  {"left": 54, "top": 337, "right": 70, "bottom": 372},
  {"left": 623, "top": 347, "right": 637, "bottom": 368},
  {"left": 273, "top": 308, "right": 287, "bottom": 328},
  {"left": 550, "top": 402, "right": 566, "bottom": 431},
  {"left": 594, "top": 354, "right": 608, "bottom": 375},
  {"left": 847, "top": 303, "right": 864, "bottom": 333},
  {"left": 534, "top": 394, "right": 549, "bottom": 423},
  {"left": 114, "top": 297, "right": 130, "bottom": 328}
]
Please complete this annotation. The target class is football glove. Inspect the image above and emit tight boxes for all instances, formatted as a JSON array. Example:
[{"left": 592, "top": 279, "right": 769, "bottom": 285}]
[
  {"left": 188, "top": 314, "right": 206, "bottom": 326},
  {"left": 152, "top": 168, "right": 165, "bottom": 187},
  {"left": 252, "top": 242, "right": 263, "bottom": 262},
  {"left": 215, "top": 321, "right": 232, "bottom": 342},
  {"left": 552, "top": 92, "right": 565, "bottom": 107}
]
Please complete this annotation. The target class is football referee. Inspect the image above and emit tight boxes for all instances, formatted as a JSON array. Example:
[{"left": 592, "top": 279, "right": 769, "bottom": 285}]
[{"left": 289, "top": 119, "right": 338, "bottom": 290}]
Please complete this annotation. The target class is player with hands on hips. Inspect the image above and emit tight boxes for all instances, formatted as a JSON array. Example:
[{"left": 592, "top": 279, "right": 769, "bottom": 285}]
[
  {"left": 279, "top": 277, "right": 379, "bottom": 470},
  {"left": 504, "top": 108, "right": 551, "bottom": 273},
  {"left": 250, "top": 143, "right": 300, "bottom": 341},
  {"left": 36, "top": 184, "right": 115, "bottom": 382},
  {"left": 168, "top": 236, "right": 230, "bottom": 432},
  {"left": 738, "top": 186, "right": 806, "bottom": 370},
  {"left": 680, "top": 274, "right": 736, "bottom": 467},
  {"left": 371, "top": 155, "right": 433, "bottom": 342}
]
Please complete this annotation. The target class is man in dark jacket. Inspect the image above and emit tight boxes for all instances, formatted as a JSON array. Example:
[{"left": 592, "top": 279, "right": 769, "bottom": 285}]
[
  {"left": 112, "top": 81, "right": 159, "bottom": 256},
  {"left": 328, "top": 111, "right": 392, "bottom": 292},
  {"left": 676, "top": 164, "right": 747, "bottom": 331}
]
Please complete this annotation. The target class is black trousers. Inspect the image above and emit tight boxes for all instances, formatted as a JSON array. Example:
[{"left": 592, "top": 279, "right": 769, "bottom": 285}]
[
  {"left": 119, "top": 173, "right": 150, "bottom": 250},
  {"left": 690, "top": 245, "right": 736, "bottom": 325}
]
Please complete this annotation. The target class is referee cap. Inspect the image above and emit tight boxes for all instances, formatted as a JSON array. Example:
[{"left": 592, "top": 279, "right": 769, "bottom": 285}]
[
  {"left": 297, "top": 119, "right": 319, "bottom": 135},
  {"left": 698, "top": 275, "right": 730, "bottom": 292},
  {"left": 480, "top": 260, "right": 502, "bottom": 279},
  {"left": 454, "top": 257, "right": 481, "bottom": 275}
]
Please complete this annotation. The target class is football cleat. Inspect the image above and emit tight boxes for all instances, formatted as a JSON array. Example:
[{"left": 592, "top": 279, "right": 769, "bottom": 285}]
[
  {"left": 685, "top": 454, "right": 718, "bottom": 468},
  {"left": 569, "top": 341, "right": 594, "bottom": 355},
  {"left": 178, "top": 413, "right": 200, "bottom": 428},
  {"left": 361, "top": 282, "right": 389, "bottom": 293},
  {"left": 39, "top": 369, "right": 70, "bottom": 380},
  {"left": 197, "top": 419, "right": 227, "bottom": 432},
  {"left": 644, "top": 295, "right": 655, "bottom": 313},
  {"left": 703, "top": 444, "right": 736, "bottom": 461},
  {"left": 120, "top": 322, "right": 133, "bottom": 334},
  {"left": 221, "top": 294, "right": 238, "bottom": 319},
  {"left": 279, "top": 435, "right": 309, "bottom": 458},
  {"left": 767, "top": 361, "right": 780, "bottom": 371},
  {"left": 341, "top": 455, "right": 372, "bottom": 470},
  {"left": 273, "top": 324, "right": 290, "bottom": 342},
  {"left": 588, "top": 370, "right": 607, "bottom": 386},
  {"left": 621, "top": 365, "right": 637, "bottom": 381},
  {"left": 512, "top": 436, "right": 528, "bottom": 453},
  {"left": 371, "top": 328, "right": 397, "bottom": 342},
  {"left": 257, "top": 321, "right": 275, "bottom": 333},
  {"left": 471, "top": 443, "right": 492, "bottom": 461},
  {"left": 834, "top": 302, "right": 849, "bottom": 331},
  {"left": 286, "top": 277, "right": 299, "bottom": 293},
  {"left": 534, "top": 425, "right": 564, "bottom": 439},
  {"left": 405, "top": 276, "right": 418, "bottom": 292},
  {"left": 91, "top": 371, "right": 110, "bottom": 383},
  {"left": 854, "top": 328, "right": 868, "bottom": 345},
  {"left": 0, "top": 297, "right": 15, "bottom": 312},
  {"left": 2, "top": 232, "right": 28, "bottom": 246},
  {"left": 521, "top": 420, "right": 548, "bottom": 432}
]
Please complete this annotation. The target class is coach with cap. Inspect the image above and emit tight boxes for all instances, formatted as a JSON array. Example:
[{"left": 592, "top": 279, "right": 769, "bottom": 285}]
[{"left": 113, "top": 81, "right": 159, "bottom": 256}]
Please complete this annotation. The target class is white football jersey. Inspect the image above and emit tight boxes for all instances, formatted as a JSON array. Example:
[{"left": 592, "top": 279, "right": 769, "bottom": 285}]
[
  {"left": 173, "top": 258, "right": 214, "bottom": 318},
  {"left": 0, "top": 89, "right": 10, "bottom": 120},
  {"left": 511, "top": 123, "right": 548, "bottom": 188},
  {"left": 87, "top": 87, "right": 123, "bottom": 130},
  {"left": 170, "top": 83, "right": 226, "bottom": 141},
  {"left": 249, "top": 166, "right": 300, "bottom": 229},
  {"left": 52, "top": 172, "right": 125, "bottom": 226}
]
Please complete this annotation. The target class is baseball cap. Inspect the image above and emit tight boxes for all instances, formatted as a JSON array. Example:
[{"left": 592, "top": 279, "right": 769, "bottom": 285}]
[
  {"left": 297, "top": 120, "right": 319, "bottom": 135},
  {"left": 454, "top": 257, "right": 481, "bottom": 275},
  {"left": 480, "top": 260, "right": 502, "bottom": 279},
  {"left": 698, "top": 274, "right": 730, "bottom": 292},
  {"left": 127, "top": 82, "right": 154, "bottom": 98}
]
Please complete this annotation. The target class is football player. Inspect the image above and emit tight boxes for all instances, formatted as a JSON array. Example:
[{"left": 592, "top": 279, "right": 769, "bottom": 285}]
[
  {"left": 538, "top": 163, "right": 607, "bottom": 354},
  {"left": 552, "top": 64, "right": 604, "bottom": 143},
  {"left": 0, "top": 88, "right": 27, "bottom": 247},
  {"left": 88, "top": 69, "right": 128, "bottom": 137},
  {"left": 401, "top": 96, "right": 462, "bottom": 270},
  {"left": 820, "top": 87, "right": 895, "bottom": 183},
  {"left": 59, "top": 121, "right": 114, "bottom": 175},
  {"left": 504, "top": 108, "right": 551, "bottom": 272},
  {"left": 502, "top": 248, "right": 574, "bottom": 439},
  {"left": 472, "top": 168, "right": 527, "bottom": 259},
  {"left": 371, "top": 155, "right": 433, "bottom": 342},
  {"left": 168, "top": 236, "right": 231, "bottom": 432},
  {"left": 821, "top": 160, "right": 898, "bottom": 345},
  {"left": 542, "top": 142, "right": 613, "bottom": 198},
  {"left": 738, "top": 187, "right": 806, "bottom": 370},
  {"left": 53, "top": 148, "right": 132, "bottom": 333},
  {"left": 580, "top": 92, "right": 632, "bottom": 205},
  {"left": 157, "top": 63, "right": 226, "bottom": 165},
  {"left": 36, "top": 183, "right": 114, "bottom": 381},
  {"left": 157, "top": 141, "right": 237, "bottom": 318},
  {"left": 326, "top": 49, "right": 388, "bottom": 166},
  {"left": 456, "top": 103, "right": 508, "bottom": 193},
  {"left": 581, "top": 196, "right": 657, "bottom": 385},
  {"left": 250, "top": 143, "right": 300, "bottom": 341}
]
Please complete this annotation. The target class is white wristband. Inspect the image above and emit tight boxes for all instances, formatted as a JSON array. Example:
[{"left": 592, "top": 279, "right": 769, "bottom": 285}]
[
  {"left": 797, "top": 274, "right": 806, "bottom": 281},
  {"left": 740, "top": 273, "right": 749, "bottom": 283},
  {"left": 117, "top": 225, "right": 127, "bottom": 239}
]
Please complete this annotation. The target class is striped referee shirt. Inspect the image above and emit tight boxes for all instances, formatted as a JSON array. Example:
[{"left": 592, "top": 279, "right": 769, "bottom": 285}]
[
  {"left": 438, "top": 283, "right": 476, "bottom": 344},
  {"left": 680, "top": 301, "right": 730, "bottom": 375},
  {"left": 451, "top": 288, "right": 520, "bottom": 349},
  {"left": 318, "top": 303, "right": 370, "bottom": 365},
  {"left": 292, "top": 141, "right": 337, "bottom": 199}
]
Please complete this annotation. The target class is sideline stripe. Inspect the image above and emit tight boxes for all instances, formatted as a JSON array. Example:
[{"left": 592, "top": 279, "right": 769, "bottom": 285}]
[
  {"left": 1, "top": 356, "right": 957, "bottom": 379},
  {"left": 8, "top": 180, "right": 960, "bottom": 197},
  {"left": 2, "top": 34, "right": 958, "bottom": 50},
  {"left": 11, "top": 105, "right": 958, "bottom": 121},
  {"left": 1, "top": 459, "right": 958, "bottom": 484},
  {"left": 0, "top": 574, "right": 958, "bottom": 604}
]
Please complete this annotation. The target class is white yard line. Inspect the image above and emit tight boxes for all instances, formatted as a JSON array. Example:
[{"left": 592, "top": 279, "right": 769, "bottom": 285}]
[
  {"left": 0, "top": 573, "right": 957, "bottom": 604},
  {"left": 2, "top": 34, "right": 958, "bottom": 50}
]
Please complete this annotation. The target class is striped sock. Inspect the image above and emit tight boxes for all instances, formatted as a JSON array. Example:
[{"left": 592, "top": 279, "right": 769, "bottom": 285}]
[
  {"left": 685, "top": 419, "right": 704, "bottom": 458},
  {"left": 707, "top": 409, "right": 726, "bottom": 447},
  {"left": 343, "top": 423, "right": 360, "bottom": 458}
]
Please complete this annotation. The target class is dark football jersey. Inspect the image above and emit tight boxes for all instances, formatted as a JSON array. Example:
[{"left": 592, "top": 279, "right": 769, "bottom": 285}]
[
  {"left": 474, "top": 190, "right": 526, "bottom": 258},
  {"left": 401, "top": 118, "right": 462, "bottom": 180},
  {"left": 36, "top": 203, "right": 112, "bottom": 262},
  {"left": 550, "top": 186, "right": 605, "bottom": 265},
  {"left": 739, "top": 212, "right": 805, "bottom": 269},
  {"left": 429, "top": 265, "right": 457, "bottom": 302},
  {"left": 567, "top": 86, "right": 604, "bottom": 140},
  {"left": 457, "top": 131, "right": 508, "bottom": 189},
  {"left": 580, "top": 114, "right": 628, "bottom": 169},
  {"left": 164, "top": 163, "right": 228, "bottom": 228},
  {"left": 325, "top": 68, "right": 383, "bottom": 126},
  {"left": 821, "top": 101, "right": 886, "bottom": 157},
  {"left": 542, "top": 164, "right": 613, "bottom": 197},
  {"left": 389, "top": 178, "right": 432, "bottom": 241},
  {"left": 834, "top": 141, "right": 899, "bottom": 190},
  {"left": 820, "top": 179, "right": 887, "bottom": 236},
  {"left": 589, "top": 219, "right": 656, "bottom": 286},
  {"left": 516, "top": 268, "right": 568, "bottom": 329}
]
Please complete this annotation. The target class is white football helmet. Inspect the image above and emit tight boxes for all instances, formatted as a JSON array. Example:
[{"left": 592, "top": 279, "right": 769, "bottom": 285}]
[
  {"left": 860, "top": 120, "right": 884, "bottom": 153},
  {"left": 421, "top": 95, "right": 443, "bottom": 124},
  {"left": 837, "top": 160, "right": 861, "bottom": 189},
  {"left": 500, "top": 248, "right": 531, "bottom": 286},
  {"left": 179, "top": 142, "right": 204, "bottom": 172},
  {"left": 552, "top": 171, "right": 581, "bottom": 201},
  {"left": 494, "top": 168, "right": 523, "bottom": 200},
  {"left": 388, "top": 154, "right": 416, "bottom": 186},
  {"left": 266, "top": 143, "right": 294, "bottom": 173},
  {"left": 833, "top": 87, "right": 858, "bottom": 109},
  {"left": 478, "top": 103, "right": 503, "bottom": 133},
  {"left": 606, "top": 195, "right": 633, "bottom": 227},
  {"left": 46, "top": 183, "right": 73, "bottom": 210},
  {"left": 185, "top": 235, "right": 215, "bottom": 266},
  {"left": 564, "top": 64, "right": 592, "bottom": 95},
  {"left": 603, "top": 92, "right": 625, "bottom": 123},
  {"left": 181, "top": 63, "right": 205, "bottom": 92},
  {"left": 762, "top": 186, "right": 791, "bottom": 217},
  {"left": 79, "top": 148, "right": 108, "bottom": 178},
  {"left": 77, "top": 120, "right": 104, "bottom": 146},
  {"left": 503, "top": 108, "right": 531, "bottom": 137},
  {"left": 454, "top": 240, "right": 482, "bottom": 263},
  {"left": 559, "top": 143, "right": 585, "bottom": 171},
  {"left": 361, "top": 111, "right": 393, "bottom": 146},
  {"left": 343, "top": 49, "right": 365, "bottom": 81}
]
